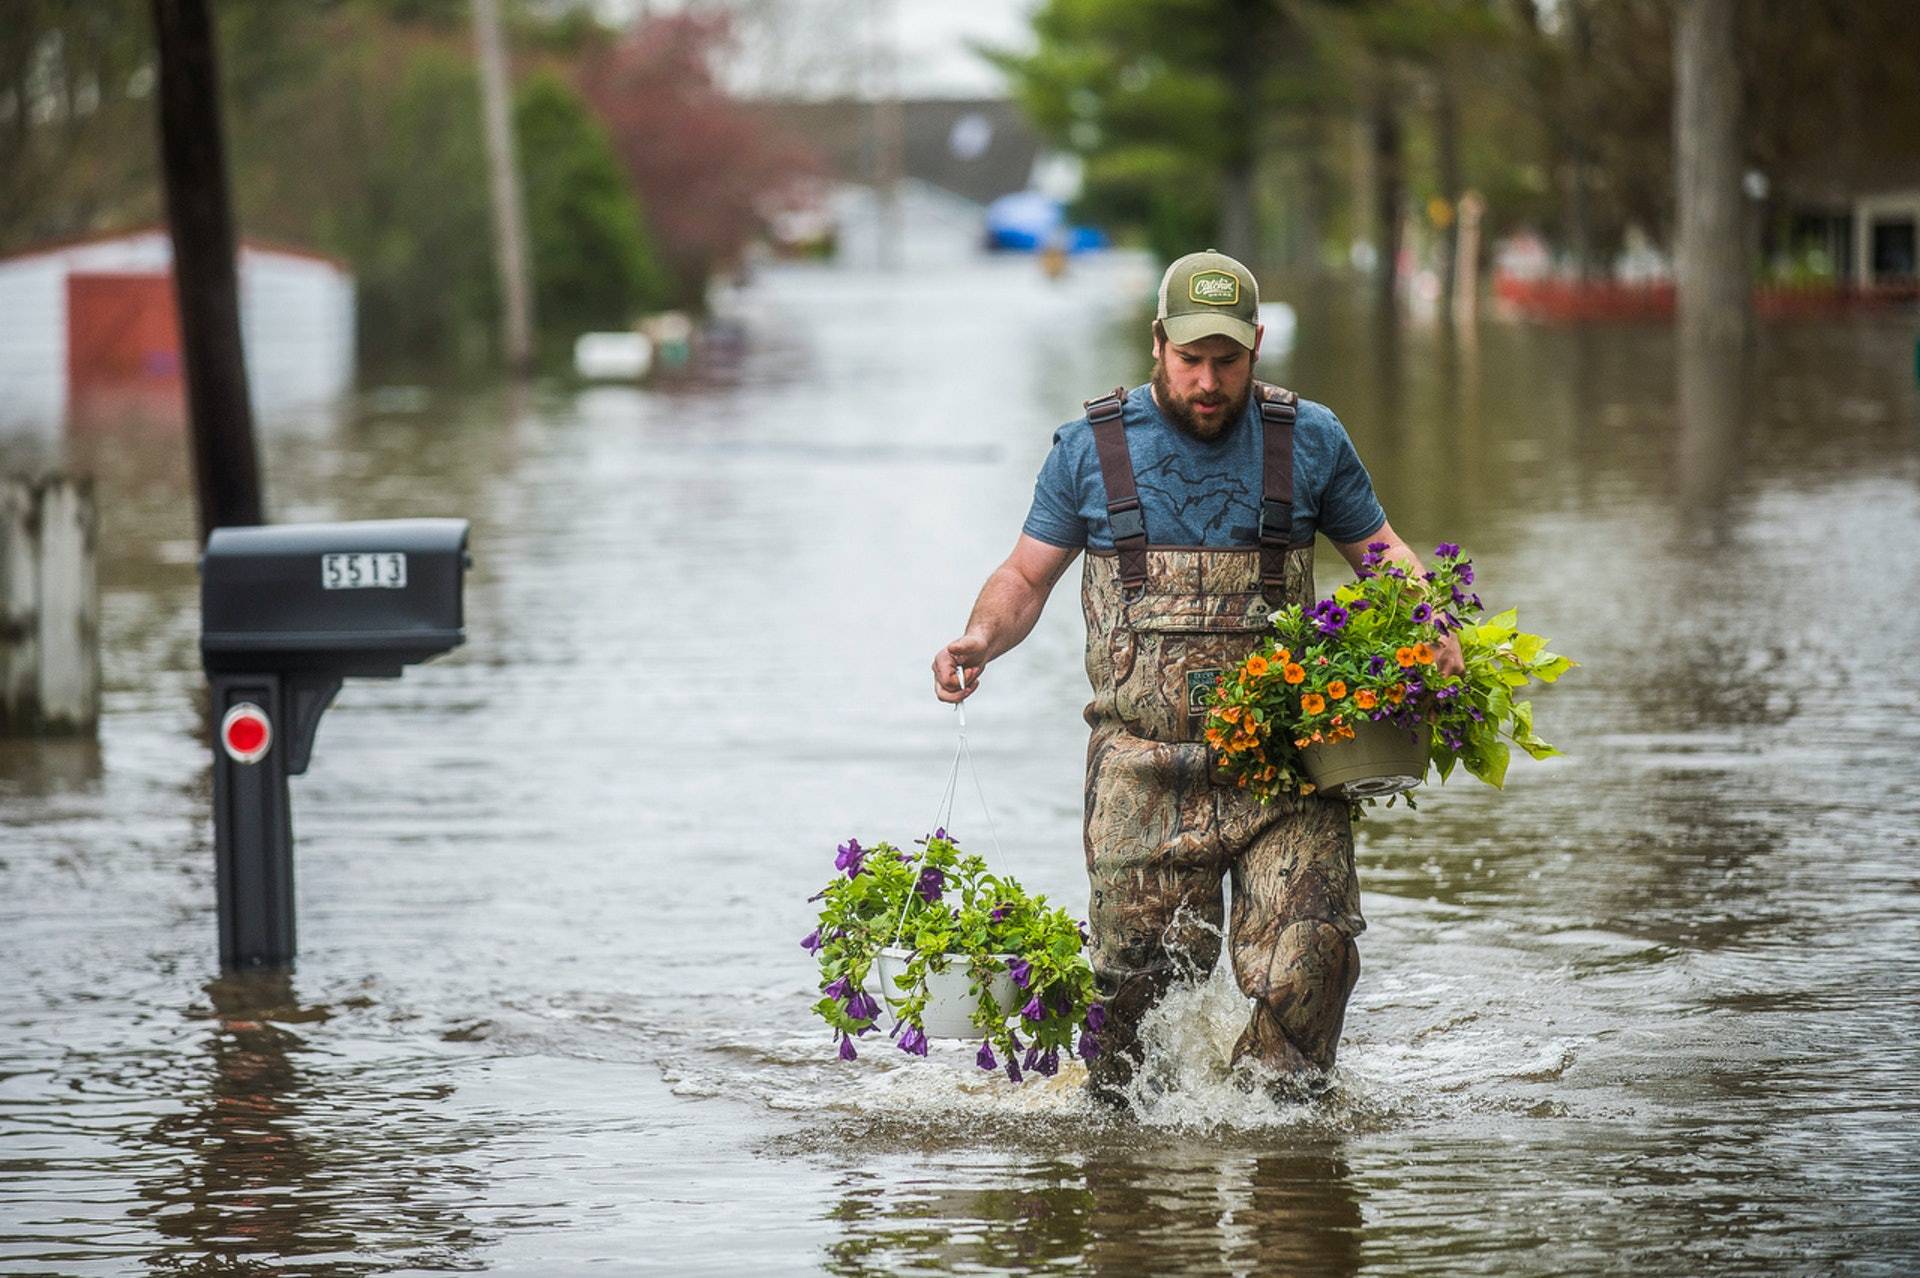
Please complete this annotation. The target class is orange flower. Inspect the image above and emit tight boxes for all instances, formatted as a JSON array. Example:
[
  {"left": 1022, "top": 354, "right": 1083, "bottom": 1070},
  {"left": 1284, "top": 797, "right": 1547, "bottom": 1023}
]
[
  {"left": 1395, "top": 646, "right": 1418, "bottom": 668},
  {"left": 1205, "top": 727, "right": 1226, "bottom": 748},
  {"left": 1354, "top": 689, "right": 1378, "bottom": 710},
  {"left": 1386, "top": 683, "right": 1406, "bottom": 704},
  {"left": 1335, "top": 724, "right": 1356, "bottom": 741},
  {"left": 1275, "top": 648, "right": 1291, "bottom": 664},
  {"left": 1316, "top": 656, "right": 1329, "bottom": 665},
  {"left": 1220, "top": 705, "right": 1242, "bottom": 724},
  {"left": 1244, "top": 654, "right": 1270, "bottom": 677},
  {"left": 1327, "top": 680, "right": 1348, "bottom": 700},
  {"left": 1413, "top": 642, "right": 1435, "bottom": 666},
  {"left": 1283, "top": 663, "right": 1306, "bottom": 685},
  {"left": 1294, "top": 737, "right": 1311, "bottom": 748},
  {"left": 1300, "top": 692, "right": 1326, "bottom": 715}
]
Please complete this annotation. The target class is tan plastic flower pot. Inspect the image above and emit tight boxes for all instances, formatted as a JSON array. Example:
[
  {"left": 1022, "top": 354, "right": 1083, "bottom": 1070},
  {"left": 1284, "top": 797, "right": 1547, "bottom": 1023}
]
[
  {"left": 875, "top": 947, "right": 1020, "bottom": 1040},
  {"left": 1300, "top": 717, "right": 1432, "bottom": 798}
]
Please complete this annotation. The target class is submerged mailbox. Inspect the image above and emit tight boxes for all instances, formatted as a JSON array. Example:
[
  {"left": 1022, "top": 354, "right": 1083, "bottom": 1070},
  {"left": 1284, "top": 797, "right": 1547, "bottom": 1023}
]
[{"left": 201, "top": 518, "right": 470, "bottom": 969}]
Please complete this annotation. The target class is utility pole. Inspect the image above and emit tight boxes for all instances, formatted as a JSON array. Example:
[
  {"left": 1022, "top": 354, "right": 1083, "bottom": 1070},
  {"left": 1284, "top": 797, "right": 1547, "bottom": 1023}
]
[
  {"left": 1674, "top": 0, "right": 1747, "bottom": 352},
  {"left": 473, "top": 0, "right": 535, "bottom": 374},
  {"left": 150, "top": 0, "right": 263, "bottom": 540}
]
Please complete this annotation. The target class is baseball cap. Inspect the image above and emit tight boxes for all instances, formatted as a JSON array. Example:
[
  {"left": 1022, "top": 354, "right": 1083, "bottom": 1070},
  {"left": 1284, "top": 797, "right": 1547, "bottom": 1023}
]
[{"left": 1156, "top": 249, "right": 1260, "bottom": 349}]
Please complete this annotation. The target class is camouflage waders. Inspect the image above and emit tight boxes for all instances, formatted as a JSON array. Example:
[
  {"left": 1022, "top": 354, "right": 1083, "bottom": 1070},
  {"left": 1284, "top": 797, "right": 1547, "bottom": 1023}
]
[{"left": 1077, "top": 384, "right": 1364, "bottom": 1103}]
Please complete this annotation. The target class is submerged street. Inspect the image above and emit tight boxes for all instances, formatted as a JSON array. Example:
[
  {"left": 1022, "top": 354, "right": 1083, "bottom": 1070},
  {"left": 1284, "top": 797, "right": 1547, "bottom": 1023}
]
[{"left": 3, "top": 255, "right": 1918, "bottom": 1273}]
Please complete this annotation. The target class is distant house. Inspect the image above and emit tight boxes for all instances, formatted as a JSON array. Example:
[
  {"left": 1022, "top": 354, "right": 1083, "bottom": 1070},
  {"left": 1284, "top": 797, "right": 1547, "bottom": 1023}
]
[
  {"left": 1775, "top": 154, "right": 1920, "bottom": 289},
  {"left": 0, "top": 228, "right": 355, "bottom": 435}
]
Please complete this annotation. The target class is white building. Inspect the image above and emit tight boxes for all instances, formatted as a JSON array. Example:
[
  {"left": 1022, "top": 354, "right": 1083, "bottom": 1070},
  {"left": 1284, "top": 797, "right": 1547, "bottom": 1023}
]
[{"left": 0, "top": 228, "right": 355, "bottom": 436}]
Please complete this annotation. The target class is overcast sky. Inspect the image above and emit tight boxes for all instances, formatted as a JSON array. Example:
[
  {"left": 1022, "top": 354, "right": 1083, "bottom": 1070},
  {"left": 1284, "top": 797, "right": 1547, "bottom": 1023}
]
[{"left": 588, "top": 0, "right": 1037, "bottom": 99}]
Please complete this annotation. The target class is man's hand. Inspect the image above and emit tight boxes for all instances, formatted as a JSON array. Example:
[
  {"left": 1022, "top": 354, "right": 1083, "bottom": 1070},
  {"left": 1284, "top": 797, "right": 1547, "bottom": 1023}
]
[
  {"left": 930, "top": 537, "right": 1078, "bottom": 704},
  {"left": 1335, "top": 519, "right": 1465, "bottom": 677},
  {"left": 933, "top": 634, "right": 986, "bottom": 703}
]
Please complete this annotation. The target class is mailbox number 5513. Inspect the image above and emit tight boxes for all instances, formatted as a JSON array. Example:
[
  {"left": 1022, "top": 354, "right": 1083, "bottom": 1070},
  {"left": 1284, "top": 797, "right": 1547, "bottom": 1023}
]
[{"left": 322, "top": 552, "right": 407, "bottom": 590}]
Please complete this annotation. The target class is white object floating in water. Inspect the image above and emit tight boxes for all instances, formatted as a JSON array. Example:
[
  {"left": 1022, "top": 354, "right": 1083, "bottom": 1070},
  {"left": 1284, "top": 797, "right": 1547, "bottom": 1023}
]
[
  {"left": 1257, "top": 302, "right": 1297, "bottom": 352},
  {"left": 573, "top": 332, "right": 654, "bottom": 381}
]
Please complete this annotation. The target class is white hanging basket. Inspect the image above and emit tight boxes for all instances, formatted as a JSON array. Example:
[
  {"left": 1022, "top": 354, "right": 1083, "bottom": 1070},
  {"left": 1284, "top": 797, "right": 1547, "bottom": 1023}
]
[{"left": 875, "top": 946, "right": 1020, "bottom": 1040}]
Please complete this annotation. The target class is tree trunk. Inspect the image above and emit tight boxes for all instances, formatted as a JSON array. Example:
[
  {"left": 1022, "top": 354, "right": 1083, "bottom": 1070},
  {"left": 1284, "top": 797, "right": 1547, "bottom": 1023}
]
[
  {"left": 472, "top": 0, "right": 535, "bottom": 374},
  {"left": 1674, "top": 0, "right": 1747, "bottom": 349},
  {"left": 1369, "top": 79, "right": 1403, "bottom": 313},
  {"left": 150, "top": 0, "right": 263, "bottom": 540},
  {"left": 1434, "top": 75, "right": 1462, "bottom": 319},
  {"left": 1216, "top": 0, "right": 1266, "bottom": 266}
]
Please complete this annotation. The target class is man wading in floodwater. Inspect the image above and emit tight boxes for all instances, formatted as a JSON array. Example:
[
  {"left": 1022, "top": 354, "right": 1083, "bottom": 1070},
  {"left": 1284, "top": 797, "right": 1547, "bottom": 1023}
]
[{"left": 932, "top": 251, "right": 1462, "bottom": 1106}]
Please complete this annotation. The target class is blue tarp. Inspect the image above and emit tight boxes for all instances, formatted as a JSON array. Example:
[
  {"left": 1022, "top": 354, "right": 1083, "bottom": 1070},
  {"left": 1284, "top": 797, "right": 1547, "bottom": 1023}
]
[{"left": 984, "top": 191, "right": 1109, "bottom": 253}]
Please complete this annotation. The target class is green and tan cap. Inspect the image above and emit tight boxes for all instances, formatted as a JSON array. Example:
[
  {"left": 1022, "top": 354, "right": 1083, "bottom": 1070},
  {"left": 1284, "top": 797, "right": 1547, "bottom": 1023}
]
[{"left": 1156, "top": 249, "right": 1260, "bottom": 348}]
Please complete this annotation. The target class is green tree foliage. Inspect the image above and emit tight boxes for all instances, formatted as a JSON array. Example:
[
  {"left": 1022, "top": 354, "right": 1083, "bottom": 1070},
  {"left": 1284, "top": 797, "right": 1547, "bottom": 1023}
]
[
  {"left": 988, "top": 0, "right": 1307, "bottom": 263},
  {"left": 515, "top": 70, "right": 669, "bottom": 345}
]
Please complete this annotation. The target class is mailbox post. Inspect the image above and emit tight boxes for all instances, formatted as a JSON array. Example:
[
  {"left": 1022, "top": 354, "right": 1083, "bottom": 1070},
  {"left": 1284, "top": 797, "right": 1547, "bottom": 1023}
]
[{"left": 200, "top": 519, "right": 469, "bottom": 969}]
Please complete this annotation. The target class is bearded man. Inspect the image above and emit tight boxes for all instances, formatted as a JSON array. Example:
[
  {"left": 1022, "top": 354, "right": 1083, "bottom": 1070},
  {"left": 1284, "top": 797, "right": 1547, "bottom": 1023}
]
[{"left": 932, "top": 250, "right": 1461, "bottom": 1106}]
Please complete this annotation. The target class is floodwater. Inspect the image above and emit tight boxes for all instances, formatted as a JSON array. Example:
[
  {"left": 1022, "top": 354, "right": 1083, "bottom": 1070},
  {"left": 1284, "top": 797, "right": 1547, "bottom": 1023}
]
[{"left": 3, "top": 255, "right": 1918, "bottom": 1275}]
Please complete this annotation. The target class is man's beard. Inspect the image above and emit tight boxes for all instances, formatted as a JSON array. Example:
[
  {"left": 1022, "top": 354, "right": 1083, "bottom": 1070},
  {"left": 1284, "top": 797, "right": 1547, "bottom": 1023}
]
[{"left": 1151, "top": 359, "right": 1252, "bottom": 441}]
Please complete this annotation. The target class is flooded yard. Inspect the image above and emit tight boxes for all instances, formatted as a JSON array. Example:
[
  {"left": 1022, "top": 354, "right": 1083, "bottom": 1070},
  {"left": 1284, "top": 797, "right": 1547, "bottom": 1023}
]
[{"left": 3, "top": 255, "right": 1918, "bottom": 1274}]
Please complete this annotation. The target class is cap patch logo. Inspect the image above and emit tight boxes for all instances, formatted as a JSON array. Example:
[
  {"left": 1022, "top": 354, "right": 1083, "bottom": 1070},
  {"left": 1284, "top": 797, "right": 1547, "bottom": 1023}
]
[{"left": 1188, "top": 270, "right": 1240, "bottom": 306}]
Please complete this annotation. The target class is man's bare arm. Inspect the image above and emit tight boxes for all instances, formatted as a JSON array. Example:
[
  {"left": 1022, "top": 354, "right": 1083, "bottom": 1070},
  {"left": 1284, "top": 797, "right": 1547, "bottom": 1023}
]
[
  {"left": 933, "top": 535, "right": 1080, "bottom": 702},
  {"left": 1331, "top": 519, "right": 1464, "bottom": 676}
]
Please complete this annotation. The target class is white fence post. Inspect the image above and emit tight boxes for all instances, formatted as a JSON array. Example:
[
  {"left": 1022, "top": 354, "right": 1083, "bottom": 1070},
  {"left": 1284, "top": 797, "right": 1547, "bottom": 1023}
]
[{"left": 0, "top": 474, "right": 100, "bottom": 736}]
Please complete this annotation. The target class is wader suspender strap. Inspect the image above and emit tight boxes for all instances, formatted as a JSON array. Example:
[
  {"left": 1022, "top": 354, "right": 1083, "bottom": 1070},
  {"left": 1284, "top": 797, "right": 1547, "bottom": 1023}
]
[
  {"left": 1258, "top": 386, "right": 1298, "bottom": 605},
  {"left": 1085, "top": 387, "right": 1148, "bottom": 590}
]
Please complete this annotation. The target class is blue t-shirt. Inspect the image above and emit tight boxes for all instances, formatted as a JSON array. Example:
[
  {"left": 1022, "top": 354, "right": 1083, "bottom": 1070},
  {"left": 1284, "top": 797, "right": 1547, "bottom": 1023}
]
[{"left": 1022, "top": 384, "right": 1386, "bottom": 551}]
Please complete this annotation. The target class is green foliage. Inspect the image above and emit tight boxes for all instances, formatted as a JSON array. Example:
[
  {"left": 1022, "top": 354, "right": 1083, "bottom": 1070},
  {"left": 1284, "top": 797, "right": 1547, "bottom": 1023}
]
[
  {"left": 514, "top": 69, "right": 668, "bottom": 348},
  {"left": 808, "top": 835, "right": 1099, "bottom": 1075}
]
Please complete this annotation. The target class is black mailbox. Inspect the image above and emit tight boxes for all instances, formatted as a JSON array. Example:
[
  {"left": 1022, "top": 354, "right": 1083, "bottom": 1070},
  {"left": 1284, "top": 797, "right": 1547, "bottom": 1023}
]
[
  {"left": 203, "top": 518, "right": 468, "bottom": 676},
  {"left": 200, "top": 518, "right": 470, "bottom": 969}
]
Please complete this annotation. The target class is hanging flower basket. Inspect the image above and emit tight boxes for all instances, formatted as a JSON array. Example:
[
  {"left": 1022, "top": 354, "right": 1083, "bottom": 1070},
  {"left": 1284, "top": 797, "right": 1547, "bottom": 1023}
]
[
  {"left": 1204, "top": 542, "right": 1575, "bottom": 807},
  {"left": 1299, "top": 715, "right": 1433, "bottom": 798},
  {"left": 805, "top": 832, "right": 1103, "bottom": 1081}
]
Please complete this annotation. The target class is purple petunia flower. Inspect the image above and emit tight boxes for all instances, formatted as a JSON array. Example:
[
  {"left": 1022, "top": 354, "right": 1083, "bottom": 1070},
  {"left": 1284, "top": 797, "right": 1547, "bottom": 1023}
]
[
  {"left": 1439, "top": 611, "right": 1460, "bottom": 632},
  {"left": 1085, "top": 1004, "right": 1107, "bottom": 1033},
  {"left": 1435, "top": 542, "right": 1460, "bottom": 558},
  {"left": 801, "top": 929, "right": 822, "bottom": 954},
  {"left": 1405, "top": 679, "right": 1424, "bottom": 698},
  {"left": 915, "top": 866, "right": 946, "bottom": 904},
  {"left": 1367, "top": 540, "right": 1390, "bottom": 553},
  {"left": 1009, "top": 959, "right": 1032, "bottom": 989},
  {"left": 1412, "top": 603, "right": 1432, "bottom": 624},
  {"left": 1038, "top": 1049, "right": 1060, "bottom": 1077},
  {"left": 1367, "top": 655, "right": 1387, "bottom": 675},
  {"left": 933, "top": 827, "right": 947, "bottom": 840},
  {"left": 1470, "top": 593, "right": 1482, "bottom": 610},
  {"left": 834, "top": 838, "right": 865, "bottom": 878},
  {"left": 1020, "top": 996, "right": 1046, "bottom": 1022},
  {"left": 1469, "top": 707, "right": 1485, "bottom": 722},
  {"left": 838, "top": 1034, "right": 857, "bottom": 1062},
  {"left": 1458, "top": 563, "right": 1474, "bottom": 586},
  {"left": 898, "top": 1025, "right": 929, "bottom": 1056},
  {"left": 1077, "top": 920, "right": 1089, "bottom": 945},
  {"left": 823, "top": 976, "right": 851, "bottom": 1002},
  {"left": 989, "top": 904, "right": 1010, "bottom": 923},
  {"left": 1007, "top": 1030, "right": 1023, "bottom": 1053},
  {"left": 1023, "top": 1044, "right": 1041, "bottom": 1071},
  {"left": 976, "top": 1040, "right": 997, "bottom": 1070},
  {"left": 1006, "top": 1055, "right": 1023, "bottom": 1084},
  {"left": 1078, "top": 1033, "right": 1101, "bottom": 1061},
  {"left": 1313, "top": 603, "right": 1349, "bottom": 637},
  {"left": 847, "top": 991, "right": 879, "bottom": 1020},
  {"left": 1348, "top": 599, "right": 1371, "bottom": 613}
]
